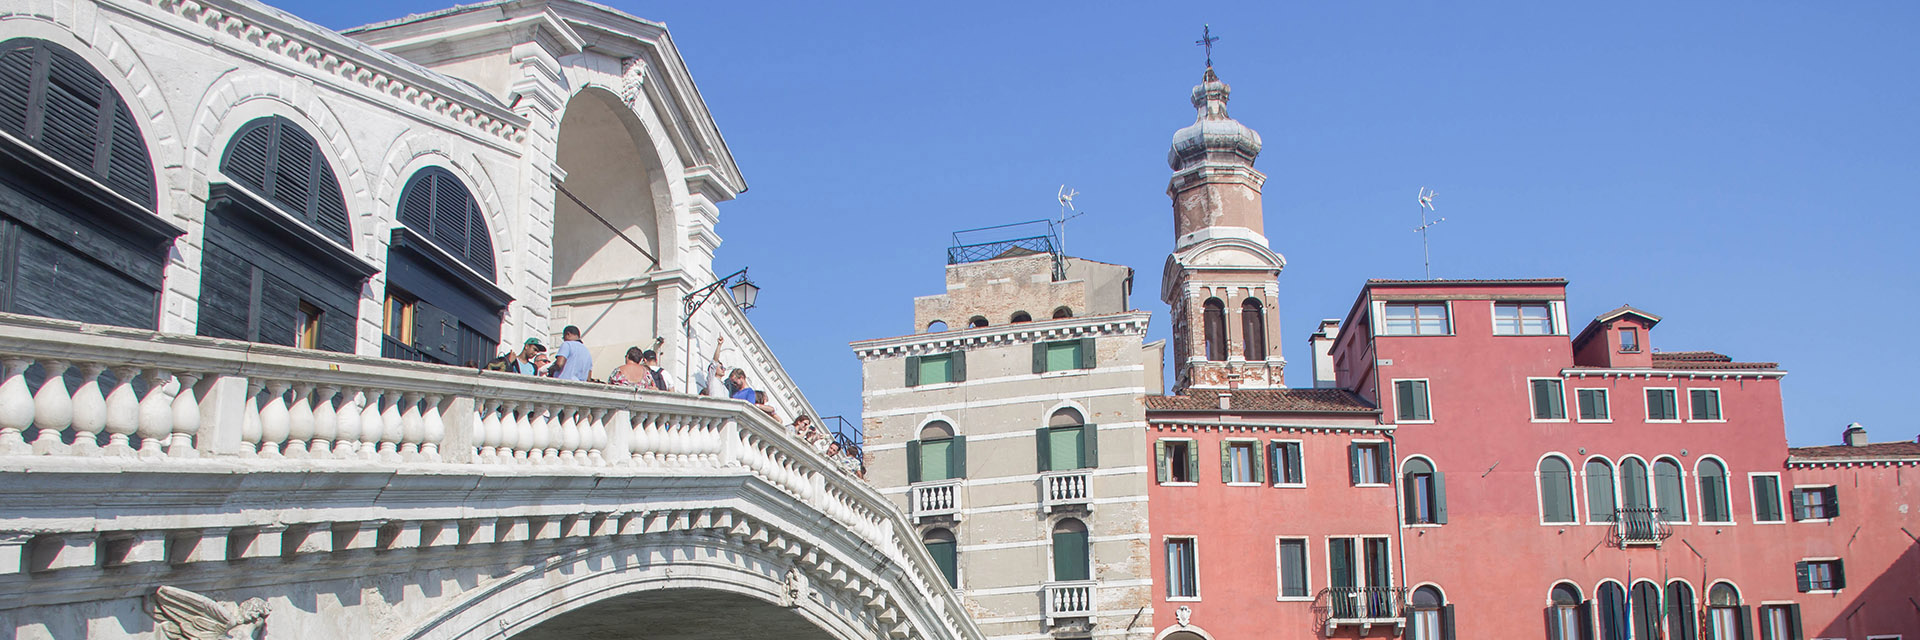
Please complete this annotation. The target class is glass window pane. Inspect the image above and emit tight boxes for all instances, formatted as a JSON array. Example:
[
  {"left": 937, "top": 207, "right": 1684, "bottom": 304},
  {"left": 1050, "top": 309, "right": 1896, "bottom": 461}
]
[{"left": 1229, "top": 443, "right": 1252, "bottom": 482}]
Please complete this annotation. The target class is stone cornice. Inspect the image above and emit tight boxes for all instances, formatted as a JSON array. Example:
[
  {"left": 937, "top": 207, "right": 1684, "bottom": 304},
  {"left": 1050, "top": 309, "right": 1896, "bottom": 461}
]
[
  {"left": 849, "top": 311, "right": 1152, "bottom": 361},
  {"left": 1785, "top": 457, "right": 1920, "bottom": 468},
  {"left": 1561, "top": 368, "right": 1785, "bottom": 380},
  {"left": 1148, "top": 420, "right": 1390, "bottom": 435}
]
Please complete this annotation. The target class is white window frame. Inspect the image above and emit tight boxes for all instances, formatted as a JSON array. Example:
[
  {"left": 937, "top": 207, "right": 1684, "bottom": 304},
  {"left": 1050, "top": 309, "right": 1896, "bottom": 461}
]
[
  {"left": 1537, "top": 452, "right": 1579, "bottom": 526},
  {"left": 1376, "top": 300, "right": 1453, "bottom": 336},
  {"left": 1792, "top": 484, "right": 1838, "bottom": 522},
  {"left": 1352, "top": 439, "right": 1391, "bottom": 487},
  {"left": 1748, "top": 472, "right": 1785, "bottom": 524},
  {"left": 1694, "top": 456, "right": 1735, "bottom": 525},
  {"left": 1391, "top": 378, "right": 1435, "bottom": 424},
  {"left": 1159, "top": 438, "right": 1198, "bottom": 486},
  {"left": 1274, "top": 536, "right": 1312, "bottom": 601},
  {"left": 1866, "top": 635, "right": 1903, "bottom": 640},
  {"left": 1645, "top": 387, "right": 1681, "bottom": 423},
  {"left": 1528, "top": 377, "right": 1570, "bottom": 423},
  {"left": 1165, "top": 535, "right": 1201, "bottom": 601},
  {"left": 1493, "top": 300, "right": 1563, "bottom": 336},
  {"left": 1687, "top": 387, "right": 1725, "bottom": 422},
  {"left": 1223, "top": 438, "right": 1261, "bottom": 486},
  {"left": 1574, "top": 388, "right": 1612, "bottom": 423},
  {"left": 1798, "top": 556, "right": 1843, "bottom": 594},
  {"left": 1271, "top": 439, "right": 1306, "bottom": 488}
]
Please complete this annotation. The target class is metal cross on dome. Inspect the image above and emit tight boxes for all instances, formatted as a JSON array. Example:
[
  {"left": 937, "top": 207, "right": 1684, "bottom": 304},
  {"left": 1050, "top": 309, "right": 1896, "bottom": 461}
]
[{"left": 1196, "top": 24, "right": 1219, "bottom": 68}]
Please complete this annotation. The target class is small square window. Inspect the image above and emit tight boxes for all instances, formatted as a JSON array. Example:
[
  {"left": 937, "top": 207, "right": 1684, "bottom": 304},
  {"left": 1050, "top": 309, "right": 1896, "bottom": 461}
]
[
  {"left": 1166, "top": 538, "right": 1198, "bottom": 599},
  {"left": 1276, "top": 538, "right": 1309, "bottom": 599},
  {"left": 1576, "top": 389, "right": 1610, "bottom": 421},
  {"left": 1494, "top": 302, "right": 1555, "bottom": 335},
  {"left": 1646, "top": 389, "right": 1679, "bottom": 421},
  {"left": 297, "top": 301, "right": 323, "bottom": 350},
  {"left": 1530, "top": 379, "right": 1566, "bottom": 420},
  {"left": 915, "top": 354, "right": 956, "bottom": 385},
  {"left": 1394, "top": 380, "right": 1431, "bottom": 422},
  {"left": 1351, "top": 443, "right": 1390, "bottom": 485},
  {"left": 1619, "top": 327, "right": 1640, "bottom": 353},
  {"left": 1689, "top": 389, "right": 1722, "bottom": 421},
  {"left": 1271, "top": 441, "right": 1304, "bottom": 486},
  {"left": 1225, "top": 441, "right": 1257, "bottom": 483},
  {"left": 1752, "top": 475, "right": 1784, "bottom": 522},
  {"left": 1793, "top": 486, "right": 1839, "bottom": 520},
  {"left": 1160, "top": 440, "right": 1195, "bottom": 484},
  {"left": 1383, "top": 302, "right": 1449, "bottom": 336},
  {"left": 1796, "top": 559, "right": 1844, "bottom": 592}
]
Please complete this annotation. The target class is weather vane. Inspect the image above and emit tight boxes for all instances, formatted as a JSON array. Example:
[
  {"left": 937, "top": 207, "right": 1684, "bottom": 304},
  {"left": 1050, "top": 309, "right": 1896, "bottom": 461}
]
[
  {"left": 1196, "top": 24, "right": 1219, "bottom": 68},
  {"left": 1415, "top": 187, "right": 1446, "bottom": 279},
  {"left": 1056, "top": 185, "right": 1087, "bottom": 255}
]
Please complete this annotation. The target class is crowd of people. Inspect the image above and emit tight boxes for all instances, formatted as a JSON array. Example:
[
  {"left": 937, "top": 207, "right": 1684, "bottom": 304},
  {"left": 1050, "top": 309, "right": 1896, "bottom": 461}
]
[{"left": 485, "top": 326, "right": 865, "bottom": 477}]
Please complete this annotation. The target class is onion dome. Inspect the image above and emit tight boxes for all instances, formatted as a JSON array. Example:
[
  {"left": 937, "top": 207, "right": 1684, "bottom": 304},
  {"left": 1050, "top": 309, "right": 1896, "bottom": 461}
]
[{"left": 1168, "top": 68, "right": 1263, "bottom": 170}]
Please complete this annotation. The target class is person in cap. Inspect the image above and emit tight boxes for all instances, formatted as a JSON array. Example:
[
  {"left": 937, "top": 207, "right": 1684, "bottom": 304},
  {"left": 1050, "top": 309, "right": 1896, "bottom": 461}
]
[
  {"left": 511, "top": 337, "right": 545, "bottom": 375},
  {"left": 551, "top": 326, "right": 593, "bottom": 381}
]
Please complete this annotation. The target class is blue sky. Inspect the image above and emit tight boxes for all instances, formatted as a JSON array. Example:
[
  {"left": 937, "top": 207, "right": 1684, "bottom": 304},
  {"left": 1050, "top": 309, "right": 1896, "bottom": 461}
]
[{"left": 294, "top": 1, "right": 1919, "bottom": 447}]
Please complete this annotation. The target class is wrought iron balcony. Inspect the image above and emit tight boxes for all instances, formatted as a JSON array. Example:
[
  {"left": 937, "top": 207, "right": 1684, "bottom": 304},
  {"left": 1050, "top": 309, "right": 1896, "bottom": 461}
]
[
  {"left": 1610, "top": 507, "right": 1673, "bottom": 546},
  {"left": 911, "top": 479, "right": 963, "bottom": 521},
  {"left": 1317, "top": 586, "right": 1406, "bottom": 632},
  {"left": 1043, "top": 581, "right": 1096, "bottom": 624},
  {"left": 1040, "top": 470, "right": 1091, "bottom": 512}
]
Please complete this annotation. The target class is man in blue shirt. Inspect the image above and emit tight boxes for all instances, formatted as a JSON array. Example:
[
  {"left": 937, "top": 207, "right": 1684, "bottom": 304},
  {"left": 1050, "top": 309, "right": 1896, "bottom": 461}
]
[{"left": 551, "top": 325, "right": 593, "bottom": 381}]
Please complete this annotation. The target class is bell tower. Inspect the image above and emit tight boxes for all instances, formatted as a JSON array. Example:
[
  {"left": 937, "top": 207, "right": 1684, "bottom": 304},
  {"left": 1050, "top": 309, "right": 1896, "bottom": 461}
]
[{"left": 1160, "top": 66, "right": 1288, "bottom": 392}]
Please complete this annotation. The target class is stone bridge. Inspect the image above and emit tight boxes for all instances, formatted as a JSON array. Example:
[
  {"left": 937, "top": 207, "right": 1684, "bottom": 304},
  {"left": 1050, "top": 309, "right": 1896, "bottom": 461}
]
[{"left": 0, "top": 315, "right": 983, "bottom": 640}]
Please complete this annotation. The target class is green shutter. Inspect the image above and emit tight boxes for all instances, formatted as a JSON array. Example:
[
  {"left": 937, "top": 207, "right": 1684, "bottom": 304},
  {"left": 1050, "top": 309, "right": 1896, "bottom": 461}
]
[
  {"left": 1052, "top": 530, "right": 1089, "bottom": 581},
  {"left": 1221, "top": 441, "right": 1234, "bottom": 483},
  {"left": 951, "top": 435, "right": 966, "bottom": 479},
  {"left": 1079, "top": 337, "right": 1096, "bottom": 369},
  {"left": 1349, "top": 443, "right": 1362, "bottom": 485},
  {"left": 1547, "top": 605, "right": 1563, "bottom": 639},
  {"left": 1756, "top": 477, "right": 1782, "bottom": 521},
  {"left": 1081, "top": 423, "right": 1098, "bottom": 467},
  {"left": 1267, "top": 442, "right": 1280, "bottom": 485},
  {"left": 1035, "top": 427, "right": 1052, "bottom": 472},
  {"left": 1395, "top": 381, "right": 1414, "bottom": 420},
  {"left": 1412, "top": 382, "right": 1430, "bottom": 420},
  {"left": 906, "top": 440, "right": 922, "bottom": 483},
  {"left": 905, "top": 356, "right": 920, "bottom": 387},
  {"left": 1286, "top": 444, "right": 1303, "bottom": 484},
  {"left": 1647, "top": 390, "right": 1660, "bottom": 419},
  {"left": 1050, "top": 427, "right": 1083, "bottom": 471},
  {"left": 1032, "top": 342, "right": 1047, "bottom": 374},
  {"left": 1790, "top": 488, "right": 1808, "bottom": 520},
  {"left": 1825, "top": 488, "right": 1840, "bottom": 517},
  {"left": 927, "top": 540, "right": 957, "bottom": 588},
  {"left": 1377, "top": 447, "right": 1393, "bottom": 485},
  {"left": 1404, "top": 475, "right": 1420, "bottom": 524},
  {"left": 1442, "top": 605, "right": 1456, "bottom": 640},
  {"left": 1831, "top": 560, "right": 1845, "bottom": 590},
  {"left": 1794, "top": 561, "right": 1810, "bottom": 592},
  {"left": 1787, "top": 604, "right": 1804, "bottom": 640},
  {"left": 1187, "top": 444, "right": 1199, "bottom": 483},
  {"left": 1155, "top": 440, "right": 1168, "bottom": 483},
  {"left": 1433, "top": 472, "right": 1448, "bottom": 524},
  {"left": 1736, "top": 606, "right": 1752, "bottom": 640},
  {"left": 1251, "top": 442, "right": 1266, "bottom": 484},
  {"left": 1329, "top": 538, "right": 1354, "bottom": 588},
  {"left": 951, "top": 351, "right": 966, "bottom": 382}
]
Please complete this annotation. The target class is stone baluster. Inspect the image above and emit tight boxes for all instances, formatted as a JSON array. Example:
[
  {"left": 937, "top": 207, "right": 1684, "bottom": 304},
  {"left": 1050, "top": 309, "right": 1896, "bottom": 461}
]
[
  {"left": 632, "top": 412, "right": 656, "bottom": 466},
  {"left": 421, "top": 393, "right": 444, "bottom": 462},
  {"left": 284, "top": 382, "right": 313, "bottom": 458},
  {"left": 556, "top": 407, "right": 578, "bottom": 465},
  {"left": 543, "top": 405, "right": 562, "bottom": 462},
  {"left": 310, "top": 385, "right": 338, "bottom": 459},
  {"left": 359, "top": 390, "right": 386, "bottom": 460},
  {"left": 256, "top": 380, "right": 291, "bottom": 458},
  {"left": 478, "top": 399, "right": 502, "bottom": 462},
  {"left": 239, "top": 379, "right": 265, "bottom": 456},
  {"left": 30, "top": 360, "right": 73, "bottom": 455},
  {"left": 68, "top": 363, "right": 109, "bottom": 456},
  {"left": 103, "top": 366, "right": 143, "bottom": 457},
  {"left": 135, "top": 369, "right": 174, "bottom": 458},
  {"left": 587, "top": 408, "right": 609, "bottom": 466},
  {"left": 378, "top": 390, "right": 403, "bottom": 462},
  {"left": 524, "top": 404, "right": 547, "bottom": 464},
  {"left": 398, "top": 391, "right": 424, "bottom": 460},
  {"left": 168, "top": 372, "right": 201, "bottom": 458},
  {"left": 501, "top": 401, "right": 525, "bottom": 462},
  {"left": 334, "top": 388, "right": 362, "bottom": 458},
  {"left": 605, "top": 409, "right": 631, "bottom": 466},
  {"left": 0, "top": 358, "right": 33, "bottom": 453}
]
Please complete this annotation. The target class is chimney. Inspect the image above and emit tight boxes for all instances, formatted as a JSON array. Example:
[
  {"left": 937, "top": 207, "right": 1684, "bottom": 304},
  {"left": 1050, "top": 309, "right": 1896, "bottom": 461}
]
[
  {"left": 1217, "top": 392, "right": 1232, "bottom": 411},
  {"left": 1842, "top": 422, "right": 1868, "bottom": 447},
  {"left": 1309, "top": 320, "right": 1341, "bottom": 389}
]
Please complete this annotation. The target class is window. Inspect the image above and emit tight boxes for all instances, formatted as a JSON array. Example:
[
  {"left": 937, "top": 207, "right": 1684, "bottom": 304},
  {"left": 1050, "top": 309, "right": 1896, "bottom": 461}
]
[
  {"left": 1547, "top": 583, "right": 1585, "bottom": 640},
  {"left": 1408, "top": 585, "right": 1452, "bottom": 640},
  {"left": 1202, "top": 298, "right": 1227, "bottom": 361},
  {"left": 1796, "top": 559, "right": 1844, "bottom": 592},
  {"left": 923, "top": 529, "right": 957, "bottom": 588},
  {"left": 967, "top": 316, "right": 988, "bottom": 329},
  {"left": 1531, "top": 379, "right": 1567, "bottom": 420},
  {"left": 1757, "top": 604, "right": 1801, "bottom": 640},
  {"left": 397, "top": 166, "right": 494, "bottom": 277},
  {"left": 296, "top": 301, "right": 323, "bottom": 349},
  {"left": 1698, "top": 459, "right": 1732, "bottom": 523},
  {"left": 1405, "top": 458, "right": 1447, "bottom": 524},
  {"left": 1576, "top": 389, "right": 1610, "bottom": 421},
  {"left": 1629, "top": 582, "right": 1662, "bottom": 640},
  {"left": 1394, "top": 379, "right": 1432, "bottom": 422},
  {"left": 1751, "top": 475, "right": 1784, "bottom": 522},
  {"left": 1539, "top": 456, "right": 1576, "bottom": 524},
  {"left": 907, "top": 352, "right": 964, "bottom": 386},
  {"left": 1156, "top": 439, "right": 1197, "bottom": 484},
  {"left": 1010, "top": 311, "right": 1032, "bottom": 323},
  {"left": 1270, "top": 441, "right": 1304, "bottom": 486},
  {"left": 1033, "top": 339, "right": 1094, "bottom": 373},
  {"left": 1166, "top": 537, "right": 1197, "bottom": 599},
  {"left": 1620, "top": 458, "right": 1653, "bottom": 513},
  {"left": 383, "top": 290, "right": 416, "bottom": 344},
  {"left": 1586, "top": 458, "right": 1618, "bottom": 524},
  {"left": 1327, "top": 537, "right": 1393, "bottom": 618},
  {"left": 0, "top": 38, "right": 157, "bottom": 208},
  {"left": 1792, "top": 486, "right": 1839, "bottom": 520},
  {"left": 1052, "top": 519, "right": 1089, "bottom": 582},
  {"left": 1494, "top": 301, "right": 1554, "bottom": 335},
  {"left": 1689, "top": 389, "right": 1722, "bottom": 421},
  {"left": 1666, "top": 581, "right": 1698, "bottom": 640},
  {"left": 1242, "top": 298, "right": 1267, "bottom": 360},
  {"left": 1037, "top": 409, "right": 1096, "bottom": 472},
  {"left": 1654, "top": 458, "right": 1688, "bottom": 522},
  {"left": 1052, "top": 306, "right": 1073, "bottom": 319},
  {"left": 1619, "top": 327, "right": 1640, "bottom": 353},
  {"left": 1350, "top": 442, "right": 1390, "bottom": 485},
  {"left": 1384, "top": 302, "right": 1450, "bottom": 336},
  {"left": 1706, "top": 582, "right": 1743, "bottom": 640},
  {"left": 1276, "top": 538, "right": 1309, "bottom": 599},
  {"left": 1646, "top": 389, "right": 1679, "bottom": 421},
  {"left": 906, "top": 421, "right": 965, "bottom": 483},
  {"left": 1222, "top": 440, "right": 1262, "bottom": 484},
  {"left": 222, "top": 116, "right": 352, "bottom": 246},
  {"left": 1597, "top": 582, "right": 1628, "bottom": 640}
]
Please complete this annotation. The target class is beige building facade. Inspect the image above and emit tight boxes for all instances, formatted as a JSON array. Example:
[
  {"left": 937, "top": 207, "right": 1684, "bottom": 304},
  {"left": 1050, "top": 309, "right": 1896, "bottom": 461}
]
[{"left": 853, "top": 252, "right": 1161, "bottom": 640}]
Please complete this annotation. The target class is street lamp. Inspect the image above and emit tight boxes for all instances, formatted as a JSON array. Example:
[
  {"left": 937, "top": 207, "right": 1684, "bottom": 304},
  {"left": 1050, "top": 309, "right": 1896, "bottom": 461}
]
[{"left": 682, "top": 268, "right": 758, "bottom": 392}]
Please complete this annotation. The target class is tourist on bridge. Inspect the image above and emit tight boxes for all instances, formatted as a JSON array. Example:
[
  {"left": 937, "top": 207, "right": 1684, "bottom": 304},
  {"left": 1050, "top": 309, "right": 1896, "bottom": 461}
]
[{"left": 551, "top": 326, "right": 592, "bottom": 381}]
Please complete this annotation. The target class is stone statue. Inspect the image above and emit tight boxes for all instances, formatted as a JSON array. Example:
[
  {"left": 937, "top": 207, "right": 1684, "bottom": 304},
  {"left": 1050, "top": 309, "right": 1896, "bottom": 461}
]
[
  {"left": 147, "top": 586, "right": 269, "bottom": 640},
  {"left": 782, "top": 567, "right": 808, "bottom": 608}
]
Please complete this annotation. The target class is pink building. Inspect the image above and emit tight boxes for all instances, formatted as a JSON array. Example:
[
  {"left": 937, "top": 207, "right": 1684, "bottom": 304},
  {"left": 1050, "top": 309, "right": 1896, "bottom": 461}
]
[{"left": 1781, "top": 433, "right": 1920, "bottom": 639}]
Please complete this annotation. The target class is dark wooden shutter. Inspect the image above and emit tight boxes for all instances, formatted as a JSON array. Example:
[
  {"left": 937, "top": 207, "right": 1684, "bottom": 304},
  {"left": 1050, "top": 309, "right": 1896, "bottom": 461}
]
[
  {"left": 1287, "top": 443, "right": 1303, "bottom": 483},
  {"left": 1825, "top": 487, "right": 1839, "bottom": 517},
  {"left": 1079, "top": 337, "right": 1096, "bottom": 369},
  {"left": 1579, "top": 601, "right": 1595, "bottom": 640},
  {"left": 1735, "top": 606, "right": 1752, "bottom": 640},
  {"left": 1081, "top": 423, "right": 1097, "bottom": 467},
  {"left": 1441, "top": 604, "right": 1456, "bottom": 640},
  {"left": 1396, "top": 381, "right": 1415, "bottom": 420},
  {"left": 1220, "top": 441, "right": 1233, "bottom": 483},
  {"left": 0, "top": 43, "right": 33, "bottom": 133},
  {"left": 1786, "top": 604, "right": 1803, "bottom": 640},
  {"left": 1186, "top": 444, "right": 1199, "bottom": 483},
  {"left": 1052, "top": 530, "right": 1088, "bottom": 581},
  {"left": 4, "top": 39, "right": 156, "bottom": 208},
  {"left": 411, "top": 299, "right": 458, "bottom": 362},
  {"left": 1035, "top": 427, "right": 1051, "bottom": 472},
  {"left": 1831, "top": 560, "right": 1845, "bottom": 590},
  {"left": 1349, "top": 443, "right": 1362, "bottom": 485},
  {"left": 950, "top": 435, "right": 966, "bottom": 479},
  {"left": 1432, "top": 472, "right": 1449, "bottom": 524},
  {"left": 1154, "top": 440, "right": 1168, "bottom": 483},
  {"left": 1547, "top": 606, "right": 1562, "bottom": 640},
  {"left": 1032, "top": 341, "right": 1046, "bottom": 373},
  {"left": 1267, "top": 442, "right": 1280, "bottom": 485},
  {"left": 1411, "top": 381, "right": 1430, "bottom": 420},
  {"left": 905, "top": 440, "right": 921, "bottom": 483},
  {"left": 1328, "top": 538, "right": 1353, "bottom": 588},
  {"left": 951, "top": 351, "right": 966, "bottom": 382},
  {"left": 905, "top": 356, "right": 920, "bottom": 387},
  {"left": 927, "top": 540, "right": 957, "bottom": 587},
  {"left": 1790, "top": 489, "right": 1807, "bottom": 520},
  {"left": 1250, "top": 441, "right": 1265, "bottom": 484},
  {"left": 396, "top": 167, "right": 494, "bottom": 279},
  {"left": 1404, "top": 475, "right": 1420, "bottom": 524}
]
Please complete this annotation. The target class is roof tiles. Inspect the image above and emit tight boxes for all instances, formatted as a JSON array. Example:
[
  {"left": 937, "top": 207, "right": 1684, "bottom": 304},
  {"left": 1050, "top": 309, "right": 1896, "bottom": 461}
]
[{"left": 1146, "top": 388, "right": 1378, "bottom": 413}]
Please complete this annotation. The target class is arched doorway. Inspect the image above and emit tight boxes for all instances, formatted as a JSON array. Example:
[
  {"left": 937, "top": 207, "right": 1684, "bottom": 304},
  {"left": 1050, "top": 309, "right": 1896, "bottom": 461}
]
[
  {"left": 549, "top": 87, "right": 674, "bottom": 374},
  {"left": 512, "top": 588, "right": 837, "bottom": 640}
]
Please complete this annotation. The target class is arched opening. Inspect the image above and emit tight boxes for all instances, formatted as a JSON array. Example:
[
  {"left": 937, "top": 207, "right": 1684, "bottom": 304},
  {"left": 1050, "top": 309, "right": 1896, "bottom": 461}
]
[
  {"left": 512, "top": 587, "right": 837, "bottom": 640},
  {"left": 1698, "top": 458, "right": 1730, "bottom": 522},
  {"left": 0, "top": 38, "right": 177, "bottom": 329},
  {"left": 1653, "top": 457, "right": 1686, "bottom": 522},
  {"left": 550, "top": 88, "right": 672, "bottom": 370},
  {"left": 1241, "top": 297, "right": 1266, "bottom": 360},
  {"left": 200, "top": 115, "right": 372, "bottom": 352},
  {"left": 1010, "top": 311, "right": 1032, "bottom": 323},
  {"left": 1629, "top": 581, "right": 1662, "bottom": 640},
  {"left": 1539, "top": 456, "right": 1575, "bottom": 524},
  {"left": 926, "top": 320, "right": 948, "bottom": 333},
  {"left": 1408, "top": 585, "right": 1448, "bottom": 640},
  {"left": 968, "top": 315, "right": 989, "bottom": 329},
  {"left": 1052, "top": 306, "right": 1073, "bottom": 319},
  {"left": 1202, "top": 298, "right": 1226, "bottom": 361},
  {"left": 1548, "top": 582, "right": 1583, "bottom": 640},
  {"left": 1598, "top": 581, "right": 1628, "bottom": 640},
  {"left": 923, "top": 528, "right": 957, "bottom": 588},
  {"left": 1039, "top": 407, "right": 1094, "bottom": 471},
  {"left": 383, "top": 166, "right": 509, "bottom": 368},
  {"left": 1619, "top": 457, "right": 1651, "bottom": 513},
  {"left": 1404, "top": 457, "right": 1445, "bottom": 524},
  {"left": 1666, "top": 580, "right": 1697, "bottom": 639},
  {"left": 1050, "top": 518, "right": 1089, "bottom": 582},
  {"left": 907, "top": 420, "right": 961, "bottom": 483},
  {"left": 1585, "top": 458, "right": 1617, "bottom": 523},
  {"left": 1706, "top": 582, "right": 1741, "bottom": 638}
]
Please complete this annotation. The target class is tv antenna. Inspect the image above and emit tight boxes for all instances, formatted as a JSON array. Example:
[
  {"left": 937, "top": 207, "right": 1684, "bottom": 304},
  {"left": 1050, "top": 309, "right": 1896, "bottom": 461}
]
[
  {"left": 1056, "top": 185, "right": 1087, "bottom": 255},
  {"left": 1415, "top": 187, "right": 1446, "bottom": 279}
]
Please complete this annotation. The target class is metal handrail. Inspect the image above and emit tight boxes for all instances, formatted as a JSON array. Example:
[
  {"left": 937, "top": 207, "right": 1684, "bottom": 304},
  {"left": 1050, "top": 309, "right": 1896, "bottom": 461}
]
[
  {"left": 1316, "top": 586, "right": 1406, "bottom": 622},
  {"left": 1610, "top": 507, "right": 1673, "bottom": 545}
]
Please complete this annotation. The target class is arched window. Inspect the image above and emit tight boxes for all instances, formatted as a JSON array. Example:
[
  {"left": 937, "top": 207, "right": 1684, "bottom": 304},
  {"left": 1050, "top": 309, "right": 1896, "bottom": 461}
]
[
  {"left": 907, "top": 420, "right": 963, "bottom": 483},
  {"left": 397, "top": 166, "right": 494, "bottom": 278},
  {"left": 1585, "top": 458, "right": 1618, "bottom": 523},
  {"left": 923, "top": 528, "right": 957, "bottom": 588},
  {"left": 968, "top": 315, "right": 989, "bottom": 329},
  {"left": 1052, "top": 306, "right": 1073, "bottom": 319},
  {"left": 1598, "top": 582, "right": 1628, "bottom": 640},
  {"left": 1548, "top": 583, "right": 1584, "bottom": 640},
  {"left": 0, "top": 38, "right": 155, "bottom": 207},
  {"left": 1619, "top": 458, "right": 1652, "bottom": 513},
  {"left": 1241, "top": 298, "right": 1267, "bottom": 361},
  {"left": 1697, "top": 458, "right": 1731, "bottom": 523},
  {"left": 1666, "top": 580, "right": 1698, "bottom": 640},
  {"left": 1011, "top": 311, "right": 1032, "bottom": 323},
  {"left": 1706, "top": 582, "right": 1741, "bottom": 639},
  {"left": 1629, "top": 581, "right": 1662, "bottom": 640},
  {"left": 1409, "top": 585, "right": 1450, "bottom": 640},
  {"left": 219, "top": 116, "right": 350, "bottom": 245},
  {"left": 1654, "top": 458, "right": 1687, "bottom": 522},
  {"left": 1038, "top": 407, "right": 1095, "bottom": 472},
  {"left": 1404, "top": 458, "right": 1446, "bottom": 525},
  {"left": 1539, "top": 456, "right": 1576, "bottom": 524},
  {"left": 1051, "top": 518, "right": 1089, "bottom": 582},
  {"left": 926, "top": 320, "right": 948, "bottom": 333},
  {"left": 1202, "top": 298, "right": 1226, "bottom": 361},
  {"left": 383, "top": 167, "right": 509, "bottom": 368}
]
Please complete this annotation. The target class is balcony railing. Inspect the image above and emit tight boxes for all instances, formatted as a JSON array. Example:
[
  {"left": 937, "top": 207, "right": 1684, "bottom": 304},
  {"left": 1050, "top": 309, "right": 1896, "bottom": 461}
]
[
  {"left": 1043, "top": 581, "right": 1096, "bottom": 624},
  {"left": 911, "top": 479, "right": 963, "bottom": 520},
  {"left": 1610, "top": 507, "right": 1673, "bottom": 546},
  {"left": 1040, "top": 470, "right": 1091, "bottom": 512},
  {"left": 1318, "top": 586, "right": 1406, "bottom": 628}
]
